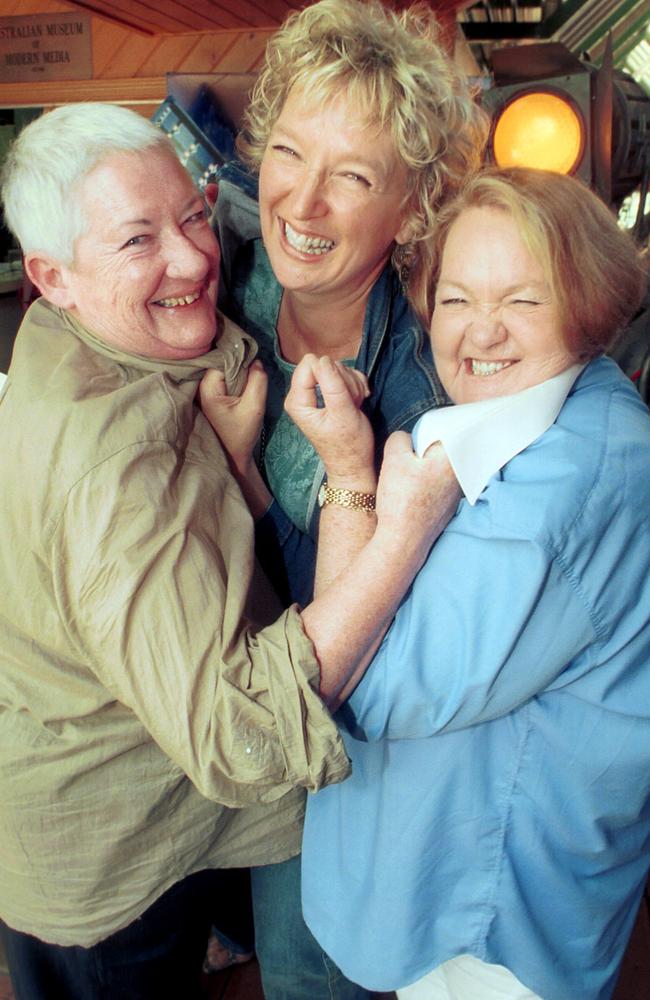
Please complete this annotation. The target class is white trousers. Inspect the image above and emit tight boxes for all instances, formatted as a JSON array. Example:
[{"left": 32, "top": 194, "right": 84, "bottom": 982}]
[{"left": 396, "top": 954, "right": 542, "bottom": 1000}]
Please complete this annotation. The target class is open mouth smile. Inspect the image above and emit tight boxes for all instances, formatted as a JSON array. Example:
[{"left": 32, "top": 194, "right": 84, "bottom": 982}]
[
  {"left": 283, "top": 220, "right": 335, "bottom": 256},
  {"left": 470, "top": 359, "right": 516, "bottom": 376},
  {"left": 154, "top": 290, "right": 202, "bottom": 308}
]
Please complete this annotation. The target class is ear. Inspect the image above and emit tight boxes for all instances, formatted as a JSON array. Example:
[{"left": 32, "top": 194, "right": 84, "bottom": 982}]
[
  {"left": 204, "top": 182, "right": 218, "bottom": 211},
  {"left": 24, "top": 252, "right": 76, "bottom": 309},
  {"left": 394, "top": 211, "right": 416, "bottom": 248}
]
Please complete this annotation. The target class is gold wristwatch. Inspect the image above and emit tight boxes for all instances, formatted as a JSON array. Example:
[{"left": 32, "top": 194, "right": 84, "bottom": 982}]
[{"left": 317, "top": 482, "right": 376, "bottom": 512}]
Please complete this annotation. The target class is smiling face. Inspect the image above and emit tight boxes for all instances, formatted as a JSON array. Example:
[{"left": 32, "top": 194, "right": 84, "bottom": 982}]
[
  {"left": 430, "top": 206, "right": 577, "bottom": 405},
  {"left": 60, "top": 147, "right": 219, "bottom": 360},
  {"left": 258, "top": 86, "right": 412, "bottom": 306}
]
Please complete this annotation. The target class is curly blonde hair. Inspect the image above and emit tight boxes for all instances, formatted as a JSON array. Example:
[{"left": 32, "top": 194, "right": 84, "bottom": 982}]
[
  {"left": 423, "top": 167, "right": 648, "bottom": 358},
  {"left": 238, "top": 0, "right": 488, "bottom": 295}
]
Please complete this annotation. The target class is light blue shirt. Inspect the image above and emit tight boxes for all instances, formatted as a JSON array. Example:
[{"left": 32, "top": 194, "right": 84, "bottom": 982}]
[{"left": 302, "top": 357, "right": 650, "bottom": 1000}]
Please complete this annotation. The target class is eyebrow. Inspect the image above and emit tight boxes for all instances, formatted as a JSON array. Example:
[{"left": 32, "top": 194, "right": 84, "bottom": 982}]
[
  {"left": 271, "top": 121, "right": 392, "bottom": 180},
  {"left": 119, "top": 217, "right": 152, "bottom": 229},
  {"left": 438, "top": 278, "right": 549, "bottom": 295},
  {"left": 116, "top": 195, "right": 202, "bottom": 231}
]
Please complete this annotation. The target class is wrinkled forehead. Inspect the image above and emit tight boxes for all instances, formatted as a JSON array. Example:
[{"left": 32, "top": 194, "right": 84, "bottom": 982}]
[
  {"left": 282, "top": 77, "right": 388, "bottom": 139},
  {"left": 76, "top": 147, "right": 200, "bottom": 235},
  {"left": 71, "top": 145, "right": 200, "bottom": 256},
  {"left": 78, "top": 144, "right": 190, "bottom": 197}
]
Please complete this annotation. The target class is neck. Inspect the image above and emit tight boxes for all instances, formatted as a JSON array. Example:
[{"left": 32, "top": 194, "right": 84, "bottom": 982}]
[{"left": 277, "top": 287, "right": 373, "bottom": 364}]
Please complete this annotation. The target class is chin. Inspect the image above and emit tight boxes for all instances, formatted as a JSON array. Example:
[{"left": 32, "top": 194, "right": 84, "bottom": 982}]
[
  {"left": 191, "top": 331, "right": 217, "bottom": 355},
  {"left": 471, "top": 383, "right": 509, "bottom": 402},
  {"left": 165, "top": 326, "right": 216, "bottom": 358},
  {"left": 189, "top": 313, "right": 217, "bottom": 344}
]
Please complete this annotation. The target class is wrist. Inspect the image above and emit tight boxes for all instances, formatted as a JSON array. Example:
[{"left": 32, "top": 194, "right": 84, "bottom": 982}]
[
  {"left": 235, "top": 464, "right": 273, "bottom": 520},
  {"left": 230, "top": 453, "right": 257, "bottom": 479},
  {"left": 323, "top": 470, "right": 376, "bottom": 494},
  {"left": 318, "top": 481, "right": 377, "bottom": 514}
]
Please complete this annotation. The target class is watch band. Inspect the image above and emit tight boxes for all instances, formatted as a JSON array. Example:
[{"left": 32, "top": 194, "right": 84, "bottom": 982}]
[{"left": 318, "top": 482, "right": 376, "bottom": 512}]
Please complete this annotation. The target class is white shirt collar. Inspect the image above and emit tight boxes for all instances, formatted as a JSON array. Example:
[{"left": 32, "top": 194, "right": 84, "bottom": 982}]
[{"left": 412, "top": 364, "right": 586, "bottom": 505}]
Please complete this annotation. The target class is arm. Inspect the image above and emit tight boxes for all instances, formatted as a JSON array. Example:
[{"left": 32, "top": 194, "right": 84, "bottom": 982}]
[
  {"left": 200, "top": 361, "right": 273, "bottom": 519},
  {"left": 284, "top": 354, "right": 377, "bottom": 596},
  {"left": 302, "top": 432, "right": 461, "bottom": 707},
  {"left": 284, "top": 355, "right": 461, "bottom": 706},
  {"left": 201, "top": 354, "right": 375, "bottom": 603},
  {"left": 201, "top": 363, "right": 317, "bottom": 604},
  {"left": 201, "top": 353, "right": 460, "bottom": 710},
  {"left": 55, "top": 440, "right": 351, "bottom": 806}
]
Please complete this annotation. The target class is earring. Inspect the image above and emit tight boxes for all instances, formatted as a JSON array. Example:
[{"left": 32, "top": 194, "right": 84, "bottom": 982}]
[{"left": 394, "top": 242, "right": 415, "bottom": 288}]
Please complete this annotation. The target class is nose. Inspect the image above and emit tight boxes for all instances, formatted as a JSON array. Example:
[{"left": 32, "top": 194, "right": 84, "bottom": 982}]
[
  {"left": 290, "top": 170, "right": 328, "bottom": 220},
  {"left": 467, "top": 306, "right": 507, "bottom": 349},
  {"left": 164, "top": 229, "right": 214, "bottom": 281}
]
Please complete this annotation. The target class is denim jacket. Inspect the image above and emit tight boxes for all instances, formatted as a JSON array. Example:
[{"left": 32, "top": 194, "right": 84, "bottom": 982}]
[{"left": 213, "top": 162, "right": 448, "bottom": 605}]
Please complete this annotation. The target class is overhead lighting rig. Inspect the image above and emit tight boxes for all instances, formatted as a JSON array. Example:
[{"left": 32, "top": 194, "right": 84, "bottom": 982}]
[{"left": 482, "top": 40, "right": 650, "bottom": 236}]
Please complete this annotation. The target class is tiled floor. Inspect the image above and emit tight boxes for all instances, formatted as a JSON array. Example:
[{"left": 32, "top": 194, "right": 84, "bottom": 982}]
[{"left": 0, "top": 896, "right": 648, "bottom": 999}]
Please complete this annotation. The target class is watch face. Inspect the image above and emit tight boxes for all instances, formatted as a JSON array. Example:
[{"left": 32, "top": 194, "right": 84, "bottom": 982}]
[{"left": 317, "top": 483, "right": 327, "bottom": 507}]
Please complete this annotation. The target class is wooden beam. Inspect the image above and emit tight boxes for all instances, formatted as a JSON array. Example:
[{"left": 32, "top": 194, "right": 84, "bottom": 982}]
[{"left": 0, "top": 75, "right": 166, "bottom": 108}]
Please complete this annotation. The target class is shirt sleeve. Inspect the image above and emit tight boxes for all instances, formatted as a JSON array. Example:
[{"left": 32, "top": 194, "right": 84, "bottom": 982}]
[
  {"left": 346, "top": 507, "right": 597, "bottom": 742},
  {"left": 50, "top": 438, "right": 350, "bottom": 807}
]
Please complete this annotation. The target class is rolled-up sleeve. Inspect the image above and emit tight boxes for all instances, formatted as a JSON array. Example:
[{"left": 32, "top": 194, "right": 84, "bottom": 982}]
[{"left": 50, "top": 433, "right": 350, "bottom": 807}]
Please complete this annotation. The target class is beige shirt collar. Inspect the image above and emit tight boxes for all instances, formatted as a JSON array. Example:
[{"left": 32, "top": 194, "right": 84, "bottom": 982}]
[{"left": 60, "top": 306, "right": 258, "bottom": 395}]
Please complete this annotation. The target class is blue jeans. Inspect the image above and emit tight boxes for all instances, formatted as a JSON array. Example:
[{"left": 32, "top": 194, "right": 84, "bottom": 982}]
[
  {"left": 1, "top": 869, "right": 231, "bottom": 1000},
  {"left": 252, "top": 854, "right": 373, "bottom": 1000}
]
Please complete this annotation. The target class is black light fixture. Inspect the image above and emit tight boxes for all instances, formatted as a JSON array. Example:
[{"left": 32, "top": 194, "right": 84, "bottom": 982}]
[
  {"left": 482, "top": 39, "right": 650, "bottom": 402},
  {"left": 482, "top": 39, "right": 650, "bottom": 228}
]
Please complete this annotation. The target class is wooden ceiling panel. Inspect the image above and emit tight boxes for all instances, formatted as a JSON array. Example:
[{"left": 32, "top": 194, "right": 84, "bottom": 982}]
[
  {"left": 68, "top": 0, "right": 206, "bottom": 34},
  {"left": 242, "top": 0, "right": 301, "bottom": 23},
  {"left": 2, "top": 0, "right": 72, "bottom": 13},
  {"left": 132, "top": 35, "right": 202, "bottom": 76},
  {"left": 179, "top": 0, "right": 250, "bottom": 30},
  {"left": 64, "top": 0, "right": 305, "bottom": 33},
  {"left": 189, "top": 0, "right": 299, "bottom": 30},
  {"left": 3, "top": 0, "right": 481, "bottom": 36}
]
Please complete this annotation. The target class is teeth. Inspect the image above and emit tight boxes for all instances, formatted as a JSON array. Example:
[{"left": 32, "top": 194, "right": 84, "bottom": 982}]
[
  {"left": 471, "top": 360, "right": 513, "bottom": 376},
  {"left": 156, "top": 291, "right": 200, "bottom": 308},
  {"left": 284, "top": 221, "right": 335, "bottom": 255}
]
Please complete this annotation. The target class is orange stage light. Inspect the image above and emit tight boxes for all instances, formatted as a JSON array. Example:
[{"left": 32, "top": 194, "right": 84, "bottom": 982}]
[{"left": 492, "top": 90, "right": 585, "bottom": 175}]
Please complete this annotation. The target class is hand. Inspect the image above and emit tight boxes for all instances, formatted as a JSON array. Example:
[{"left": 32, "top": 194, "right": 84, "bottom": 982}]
[
  {"left": 199, "top": 360, "right": 267, "bottom": 475},
  {"left": 375, "top": 432, "right": 461, "bottom": 558},
  {"left": 285, "top": 355, "right": 375, "bottom": 485}
]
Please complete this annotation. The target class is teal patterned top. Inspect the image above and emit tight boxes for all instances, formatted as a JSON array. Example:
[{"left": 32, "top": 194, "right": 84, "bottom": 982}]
[{"left": 227, "top": 241, "right": 326, "bottom": 532}]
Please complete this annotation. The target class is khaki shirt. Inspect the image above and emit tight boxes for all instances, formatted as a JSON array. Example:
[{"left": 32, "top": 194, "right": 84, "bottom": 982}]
[{"left": 0, "top": 299, "right": 349, "bottom": 946}]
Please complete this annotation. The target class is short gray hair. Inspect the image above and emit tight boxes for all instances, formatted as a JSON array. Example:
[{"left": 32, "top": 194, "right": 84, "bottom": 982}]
[{"left": 1, "top": 103, "right": 171, "bottom": 263}]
